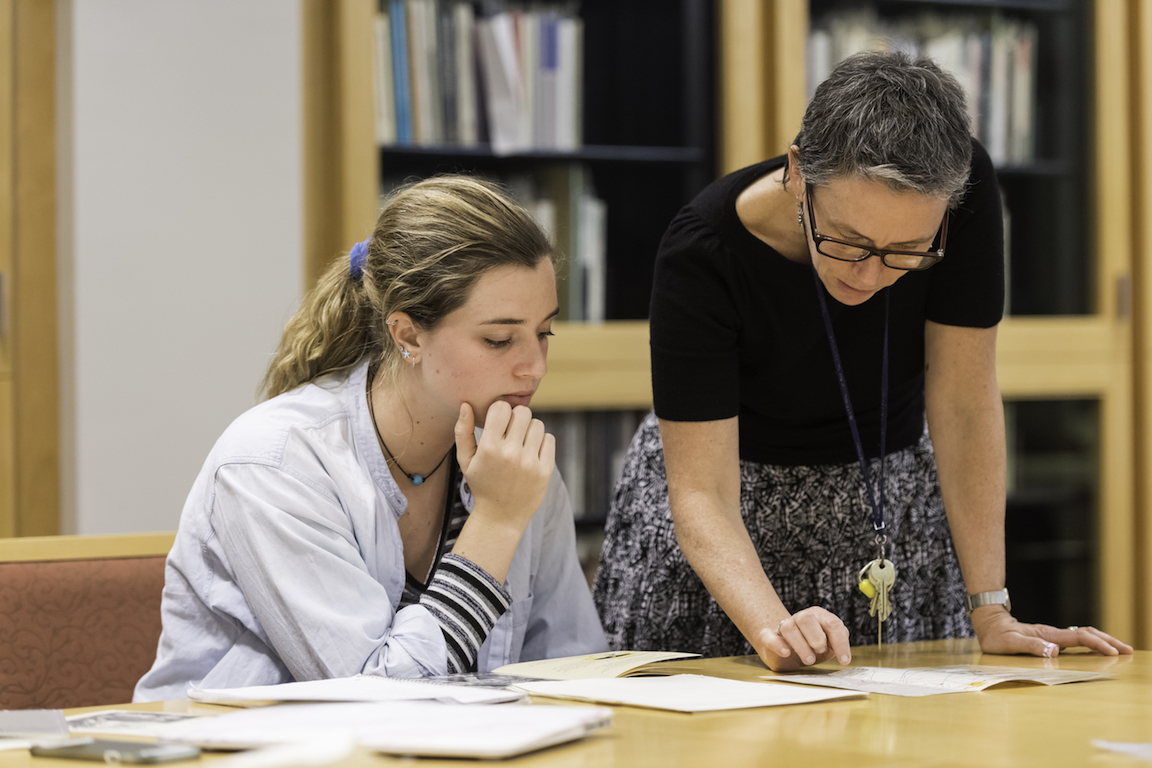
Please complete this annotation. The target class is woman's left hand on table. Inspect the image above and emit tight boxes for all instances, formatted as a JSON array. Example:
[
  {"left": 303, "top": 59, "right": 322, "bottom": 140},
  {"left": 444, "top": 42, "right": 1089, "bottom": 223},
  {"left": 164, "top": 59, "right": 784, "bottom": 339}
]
[{"left": 972, "top": 607, "right": 1133, "bottom": 658}]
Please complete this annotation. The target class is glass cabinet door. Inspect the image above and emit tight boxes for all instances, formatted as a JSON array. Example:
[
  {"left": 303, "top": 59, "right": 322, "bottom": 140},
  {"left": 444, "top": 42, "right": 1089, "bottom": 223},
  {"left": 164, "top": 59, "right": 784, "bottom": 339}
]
[{"left": 721, "top": 0, "right": 1140, "bottom": 642}]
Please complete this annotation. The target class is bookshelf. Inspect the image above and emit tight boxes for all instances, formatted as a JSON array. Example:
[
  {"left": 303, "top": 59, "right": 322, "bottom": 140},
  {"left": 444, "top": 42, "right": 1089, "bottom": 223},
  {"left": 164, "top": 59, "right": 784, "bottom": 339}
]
[
  {"left": 750, "top": 0, "right": 1137, "bottom": 643},
  {"left": 310, "top": 0, "right": 1152, "bottom": 642},
  {"left": 305, "top": 0, "right": 713, "bottom": 574}
]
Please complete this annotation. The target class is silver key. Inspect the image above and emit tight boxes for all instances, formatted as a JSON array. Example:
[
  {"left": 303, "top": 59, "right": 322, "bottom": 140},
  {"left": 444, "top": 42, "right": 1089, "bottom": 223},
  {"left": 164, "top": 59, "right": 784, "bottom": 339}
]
[{"left": 868, "top": 559, "right": 895, "bottom": 624}]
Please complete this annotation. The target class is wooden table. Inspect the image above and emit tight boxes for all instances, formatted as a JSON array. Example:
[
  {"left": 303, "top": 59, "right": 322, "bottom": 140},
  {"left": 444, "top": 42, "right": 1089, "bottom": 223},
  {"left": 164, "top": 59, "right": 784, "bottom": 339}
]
[{"left": 6, "top": 640, "right": 1151, "bottom": 767}]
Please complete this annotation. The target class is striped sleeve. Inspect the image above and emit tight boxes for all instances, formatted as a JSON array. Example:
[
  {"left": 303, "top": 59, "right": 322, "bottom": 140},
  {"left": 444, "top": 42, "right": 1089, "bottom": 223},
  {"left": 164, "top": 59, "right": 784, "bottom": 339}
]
[{"left": 418, "top": 553, "right": 512, "bottom": 673}]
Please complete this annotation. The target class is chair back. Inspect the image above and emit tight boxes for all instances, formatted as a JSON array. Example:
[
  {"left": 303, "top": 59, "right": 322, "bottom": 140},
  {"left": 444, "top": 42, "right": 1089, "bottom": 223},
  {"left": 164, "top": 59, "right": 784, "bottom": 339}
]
[{"left": 0, "top": 533, "right": 175, "bottom": 709}]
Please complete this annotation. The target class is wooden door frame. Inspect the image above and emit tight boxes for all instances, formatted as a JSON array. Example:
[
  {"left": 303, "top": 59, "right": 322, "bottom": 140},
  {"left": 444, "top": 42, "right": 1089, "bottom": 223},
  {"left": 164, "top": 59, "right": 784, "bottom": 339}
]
[{"left": 1, "top": 0, "right": 58, "bottom": 537}]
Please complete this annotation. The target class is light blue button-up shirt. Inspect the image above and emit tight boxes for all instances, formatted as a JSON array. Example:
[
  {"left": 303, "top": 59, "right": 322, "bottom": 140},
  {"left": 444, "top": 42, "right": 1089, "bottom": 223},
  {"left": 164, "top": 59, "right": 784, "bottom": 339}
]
[{"left": 134, "top": 361, "right": 606, "bottom": 702}]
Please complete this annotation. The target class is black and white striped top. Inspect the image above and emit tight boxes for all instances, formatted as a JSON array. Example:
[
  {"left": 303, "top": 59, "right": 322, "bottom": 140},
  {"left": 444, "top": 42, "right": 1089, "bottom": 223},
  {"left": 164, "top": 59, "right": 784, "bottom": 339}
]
[{"left": 400, "top": 462, "right": 511, "bottom": 674}]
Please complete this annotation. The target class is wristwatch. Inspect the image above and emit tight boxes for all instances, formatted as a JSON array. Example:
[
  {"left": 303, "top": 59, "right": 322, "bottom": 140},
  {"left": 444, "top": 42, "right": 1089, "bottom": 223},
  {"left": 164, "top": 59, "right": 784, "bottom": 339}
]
[{"left": 964, "top": 588, "right": 1011, "bottom": 614}]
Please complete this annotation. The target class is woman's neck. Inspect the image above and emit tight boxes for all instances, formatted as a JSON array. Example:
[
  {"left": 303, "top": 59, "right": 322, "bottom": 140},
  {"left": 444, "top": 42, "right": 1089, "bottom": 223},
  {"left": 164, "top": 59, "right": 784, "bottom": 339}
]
[
  {"left": 736, "top": 166, "right": 810, "bottom": 264},
  {"left": 368, "top": 370, "right": 456, "bottom": 482}
]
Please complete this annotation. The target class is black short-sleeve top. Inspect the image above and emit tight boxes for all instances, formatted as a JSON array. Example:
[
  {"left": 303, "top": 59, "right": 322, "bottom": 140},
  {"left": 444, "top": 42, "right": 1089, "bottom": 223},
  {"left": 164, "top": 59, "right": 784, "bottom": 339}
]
[{"left": 650, "top": 138, "right": 1004, "bottom": 466}]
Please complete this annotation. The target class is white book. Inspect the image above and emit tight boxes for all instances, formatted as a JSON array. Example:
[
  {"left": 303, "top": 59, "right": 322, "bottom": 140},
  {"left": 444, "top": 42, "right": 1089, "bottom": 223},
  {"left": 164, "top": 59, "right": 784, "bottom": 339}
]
[
  {"left": 537, "top": 13, "right": 558, "bottom": 149},
  {"left": 476, "top": 13, "right": 529, "bottom": 155},
  {"left": 532, "top": 198, "right": 557, "bottom": 243},
  {"left": 580, "top": 192, "right": 607, "bottom": 323},
  {"left": 561, "top": 411, "right": 585, "bottom": 516},
  {"left": 806, "top": 28, "right": 831, "bottom": 102},
  {"left": 555, "top": 15, "right": 581, "bottom": 151},
  {"left": 161, "top": 701, "right": 612, "bottom": 760},
  {"left": 986, "top": 15, "right": 1012, "bottom": 164},
  {"left": 518, "top": 11, "right": 538, "bottom": 150},
  {"left": 406, "top": 0, "right": 433, "bottom": 144},
  {"left": 374, "top": 12, "right": 397, "bottom": 145},
  {"left": 187, "top": 673, "right": 523, "bottom": 707},
  {"left": 963, "top": 28, "right": 985, "bottom": 143},
  {"left": 1009, "top": 24, "right": 1036, "bottom": 162},
  {"left": 495, "top": 650, "right": 699, "bottom": 680},
  {"left": 762, "top": 665, "right": 1108, "bottom": 698},
  {"left": 513, "top": 674, "right": 864, "bottom": 713},
  {"left": 564, "top": 164, "right": 586, "bottom": 320},
  {"left": 454, "top": 1, "right": 477, "bottom": 144},
  {"left": 424, "top": 0, "right": 442, "bottom": 143}
]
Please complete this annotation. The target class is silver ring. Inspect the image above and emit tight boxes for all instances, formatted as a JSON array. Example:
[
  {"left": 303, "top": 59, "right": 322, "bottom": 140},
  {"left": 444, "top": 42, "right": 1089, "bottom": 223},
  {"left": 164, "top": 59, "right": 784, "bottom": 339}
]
[
  {"left": 776, "top": 620, "right": 786, "bottom": 635},
  {"left": 1066, "top": 626, "right": 1079, "bottom": 631}
]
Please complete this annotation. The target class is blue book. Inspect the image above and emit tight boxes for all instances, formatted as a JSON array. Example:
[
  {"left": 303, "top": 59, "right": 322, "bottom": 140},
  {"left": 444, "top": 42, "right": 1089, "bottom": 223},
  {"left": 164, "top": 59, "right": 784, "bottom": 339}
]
[{"left": 390, "top": 0, "right": 412, "bottom": 144}]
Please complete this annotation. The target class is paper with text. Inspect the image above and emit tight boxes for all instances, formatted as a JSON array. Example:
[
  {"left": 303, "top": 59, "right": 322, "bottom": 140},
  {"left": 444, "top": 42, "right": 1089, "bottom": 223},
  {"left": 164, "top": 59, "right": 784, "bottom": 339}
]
[
  {"left": 494, "top": 650, "right": 699, "bottom": 680},
  {"left": 762, "top": 665, "right": 1108, "bottom": 697},
  {"left": 188, "top": 674, "right": 522, "bottom": 707},
  {"left": 513, "top": 673, "right": 864, "bottom": 712}
]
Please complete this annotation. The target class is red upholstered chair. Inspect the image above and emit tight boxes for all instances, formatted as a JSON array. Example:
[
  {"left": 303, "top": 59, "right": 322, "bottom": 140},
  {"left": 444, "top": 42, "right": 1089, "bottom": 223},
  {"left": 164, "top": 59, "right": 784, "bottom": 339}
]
[{"left": 0, "top": 533, "right": 175, "bottom": 709}]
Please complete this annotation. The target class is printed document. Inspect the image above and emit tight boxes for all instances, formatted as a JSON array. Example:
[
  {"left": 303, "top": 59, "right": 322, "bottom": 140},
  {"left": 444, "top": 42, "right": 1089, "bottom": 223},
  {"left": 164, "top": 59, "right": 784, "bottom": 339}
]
[
  {"left": 162, "top": 700, "right": 611, "bottom": 759},
  {"left": 189, "top": 674, "right": 523, "bottom": 707},
  {"left": 512, "top": 673, "right": 864, "bottom": 712},
  {"left": 494, "top": 650, "right": 700, "bottom": 680},
  {"left": 763, "top": 665, "right": 1108, "bottom": 697}
]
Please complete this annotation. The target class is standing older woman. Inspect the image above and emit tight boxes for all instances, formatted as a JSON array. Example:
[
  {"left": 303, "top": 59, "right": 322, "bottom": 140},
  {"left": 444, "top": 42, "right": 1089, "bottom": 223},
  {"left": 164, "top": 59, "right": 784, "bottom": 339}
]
[{"left": 593, "top": 51, "right": 1131, "bottom": 670}]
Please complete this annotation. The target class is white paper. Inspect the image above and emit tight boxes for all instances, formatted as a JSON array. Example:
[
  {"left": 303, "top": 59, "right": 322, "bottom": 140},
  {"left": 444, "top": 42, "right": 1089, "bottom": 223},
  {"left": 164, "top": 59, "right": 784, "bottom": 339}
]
[
  {"left": 763, "top": 665, "right": 1109, "bottom": 697},
  {"left": 210, "top": 736, "right": 356, "bottom": 768},
  {"left": 0, "top": 740, "right": 35, "bottom": 753},
  {"left": 494, "top": 650, "right": 699, "bottom": 680},
  {"left": 513, "top": 673, "right": 864, "bottom": 713},
  {"left": 66, "top": 710, "right": 207, "bottom": 738},
  {"left": 188, "top": 673, "right": 523, "bottom": 707},
  {"left": 0, "top": 709, "right": 69, "bottom": 739},
  {"left": 1092, "top": 740, "right": 1152, "bottom": 761},
  {"left": 162, "top": 701, "right": 611, "bottom": 759}
]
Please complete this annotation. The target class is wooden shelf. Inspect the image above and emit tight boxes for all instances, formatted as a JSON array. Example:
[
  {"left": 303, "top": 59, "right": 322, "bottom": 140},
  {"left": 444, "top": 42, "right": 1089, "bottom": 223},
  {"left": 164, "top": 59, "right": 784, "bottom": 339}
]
[{"left": 533, "top": 321, "right": 651, "bottom": 411}]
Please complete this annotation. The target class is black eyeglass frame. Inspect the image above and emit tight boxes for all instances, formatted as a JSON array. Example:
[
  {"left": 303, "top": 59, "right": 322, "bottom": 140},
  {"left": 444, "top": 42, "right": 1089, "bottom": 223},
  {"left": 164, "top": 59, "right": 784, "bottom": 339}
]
[{"left": 804, "top": 185, "right": 948, "bottom": 272}]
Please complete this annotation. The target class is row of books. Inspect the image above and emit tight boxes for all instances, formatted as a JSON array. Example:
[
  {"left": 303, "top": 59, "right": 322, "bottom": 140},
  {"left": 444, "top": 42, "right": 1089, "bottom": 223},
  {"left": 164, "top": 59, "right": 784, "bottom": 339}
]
[
  {"left": 808, "top": 9, "right": 1038, "bottom": 166},
  {"left": 504, "top": 165, "right": 606, "bottom": 322},
  {"left": 537, "top": 409, "right": 645, "bottom": 526},
  {"left": 381, "top": 165, "right": 606, "bottom": 320},
  {"left": 373, "top": 1, "right": 583, "bottom": 155}
]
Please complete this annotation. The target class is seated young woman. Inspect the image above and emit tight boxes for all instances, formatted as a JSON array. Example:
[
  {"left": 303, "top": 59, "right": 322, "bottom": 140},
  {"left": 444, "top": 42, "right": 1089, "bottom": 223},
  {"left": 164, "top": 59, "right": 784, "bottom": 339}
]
[{"left": 135, "top": 176, "right": 607, "bottom": 701}]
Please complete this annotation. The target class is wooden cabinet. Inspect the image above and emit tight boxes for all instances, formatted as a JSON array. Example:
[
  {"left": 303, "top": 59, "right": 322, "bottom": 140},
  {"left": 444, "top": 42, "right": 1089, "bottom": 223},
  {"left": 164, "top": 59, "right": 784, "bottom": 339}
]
[{"left": 721, "top": 0, "right": 1145, "bottom": 645}]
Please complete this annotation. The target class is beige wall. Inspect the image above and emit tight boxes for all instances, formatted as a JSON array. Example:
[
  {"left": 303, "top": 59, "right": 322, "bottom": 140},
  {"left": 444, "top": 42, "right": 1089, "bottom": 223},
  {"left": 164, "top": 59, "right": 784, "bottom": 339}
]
[{"left": 58, "top": 0, "right": 305, "bottom": 533}]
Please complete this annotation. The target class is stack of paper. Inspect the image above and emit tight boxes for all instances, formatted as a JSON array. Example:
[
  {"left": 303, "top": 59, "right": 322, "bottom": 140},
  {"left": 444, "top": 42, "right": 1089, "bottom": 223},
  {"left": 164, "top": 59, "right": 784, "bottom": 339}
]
[
  {"left": 162, "top": 701, "right": 611, "bottom": 759},
  {"left": 494, "top": 650, "right": 700, "bottom": 680},
  {"left": 513, "top": 674, "right": 864, "bottom": 713},
  {"left": 762, "top": 665, "right": 1110, "bottom": 697},
  {"left": 188, "top": 674, "right": 523, "bottom": 707}
]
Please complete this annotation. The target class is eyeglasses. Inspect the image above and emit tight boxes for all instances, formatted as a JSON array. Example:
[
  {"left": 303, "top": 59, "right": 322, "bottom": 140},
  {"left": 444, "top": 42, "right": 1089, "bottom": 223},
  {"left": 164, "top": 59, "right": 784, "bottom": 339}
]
[{"left": 804, "top": 185, "right": 947, "bottom": 271}]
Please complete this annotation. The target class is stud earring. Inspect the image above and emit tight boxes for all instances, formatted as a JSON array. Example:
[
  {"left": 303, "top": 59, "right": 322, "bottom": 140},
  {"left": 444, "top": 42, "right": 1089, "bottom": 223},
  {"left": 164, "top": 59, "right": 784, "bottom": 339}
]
[{"left": 400, "top": 346, "right": 411, "bottom": 360}]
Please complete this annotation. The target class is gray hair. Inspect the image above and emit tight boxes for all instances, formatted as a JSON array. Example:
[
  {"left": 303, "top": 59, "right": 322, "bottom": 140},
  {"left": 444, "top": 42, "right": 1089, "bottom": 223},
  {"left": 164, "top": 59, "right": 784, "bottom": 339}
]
[{"left": 793, "top": 50, "right": 972, "bottom": 207}]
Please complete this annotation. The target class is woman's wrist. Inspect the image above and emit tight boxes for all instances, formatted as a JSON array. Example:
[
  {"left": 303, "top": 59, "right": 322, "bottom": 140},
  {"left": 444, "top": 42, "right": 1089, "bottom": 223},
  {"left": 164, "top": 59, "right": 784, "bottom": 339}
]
[{"left": 450, "top": 504, "right": 527, "bottom": 583}]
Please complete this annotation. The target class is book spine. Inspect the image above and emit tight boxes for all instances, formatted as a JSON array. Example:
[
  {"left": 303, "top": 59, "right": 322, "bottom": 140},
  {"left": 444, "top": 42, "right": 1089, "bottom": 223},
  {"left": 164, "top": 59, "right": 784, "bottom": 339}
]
[
  {"left": 374, "top": 10, "right": 397, "bottom": 146},
  {"left": 390, "top": 0, "right": 412, "bottom": 144}
]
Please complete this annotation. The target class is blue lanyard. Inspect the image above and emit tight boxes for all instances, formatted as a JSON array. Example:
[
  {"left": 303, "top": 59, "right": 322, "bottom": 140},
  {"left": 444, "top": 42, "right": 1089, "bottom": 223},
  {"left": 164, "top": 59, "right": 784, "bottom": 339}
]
[{"left": 811, "top": 267, "right": 888, "bottom": 542}]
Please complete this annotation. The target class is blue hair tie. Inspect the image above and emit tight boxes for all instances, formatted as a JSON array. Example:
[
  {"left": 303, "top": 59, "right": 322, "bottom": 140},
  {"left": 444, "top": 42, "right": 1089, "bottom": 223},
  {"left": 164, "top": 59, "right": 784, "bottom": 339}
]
[{"left": 349, "top": 238, "right": 371, "bottom": 280}]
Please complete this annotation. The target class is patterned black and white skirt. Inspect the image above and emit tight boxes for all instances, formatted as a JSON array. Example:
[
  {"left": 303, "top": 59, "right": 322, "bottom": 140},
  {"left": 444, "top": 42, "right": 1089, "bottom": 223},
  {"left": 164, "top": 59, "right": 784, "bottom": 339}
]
[{"left": 592, "top": 412, "right": 972, "bottom": 656}]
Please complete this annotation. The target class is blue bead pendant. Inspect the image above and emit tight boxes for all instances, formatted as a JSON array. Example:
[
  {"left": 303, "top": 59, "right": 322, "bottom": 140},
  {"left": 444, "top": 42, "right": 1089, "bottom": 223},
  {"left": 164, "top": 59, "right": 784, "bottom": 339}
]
[{"left": 412, "top": 475, "right": 424, "bottom": 486}]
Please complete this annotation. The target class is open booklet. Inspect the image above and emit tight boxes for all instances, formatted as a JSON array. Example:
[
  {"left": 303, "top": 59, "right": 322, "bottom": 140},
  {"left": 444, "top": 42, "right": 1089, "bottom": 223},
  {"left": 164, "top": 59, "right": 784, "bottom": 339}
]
[
  {"left": 762, "top": 665, "right": 1110, "bottom": 697},
  {"left": 493, "top": 650, "right": 701, "bottom": 680},
  {"left": 510, "top": 674, "right": 865, "bottom": 713},
  {"left": 160, "top": 701, "right": 612, "bottom": 759},
  {"left": 188, "top": 674, "right": 524, "bottom": 707}
]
